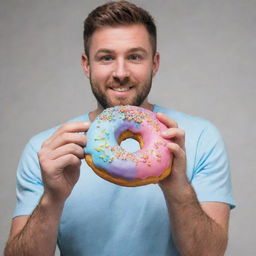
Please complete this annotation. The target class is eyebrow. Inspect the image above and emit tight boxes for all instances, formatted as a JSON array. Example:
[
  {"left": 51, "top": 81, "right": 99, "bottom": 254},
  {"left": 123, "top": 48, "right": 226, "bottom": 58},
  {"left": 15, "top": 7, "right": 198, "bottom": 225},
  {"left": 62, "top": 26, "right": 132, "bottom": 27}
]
[
  {"left": 127, "top": 47, "right": 148, "bottom": 54},
  {"left": 95, "top": 49, "right": 113, "bottom": 55},
  {"left": 95, "top": 47, "right": 148, "bottom": 55}
]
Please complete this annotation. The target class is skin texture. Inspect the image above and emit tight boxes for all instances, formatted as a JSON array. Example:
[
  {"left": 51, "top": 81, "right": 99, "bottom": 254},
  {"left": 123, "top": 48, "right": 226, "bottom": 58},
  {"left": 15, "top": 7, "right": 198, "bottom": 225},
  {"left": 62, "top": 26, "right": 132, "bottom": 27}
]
[
  {"left": 5, "top": 122, "right": 89, "bottom": 256},
  {"left": 81, "top": 24, "right": 160, "bottom": 117},
  {"left": 157, "top": 112, "right": 230, "bottom": 255},
  {"left": 5, "top": 24, "right": 230, "bottom": 256}
]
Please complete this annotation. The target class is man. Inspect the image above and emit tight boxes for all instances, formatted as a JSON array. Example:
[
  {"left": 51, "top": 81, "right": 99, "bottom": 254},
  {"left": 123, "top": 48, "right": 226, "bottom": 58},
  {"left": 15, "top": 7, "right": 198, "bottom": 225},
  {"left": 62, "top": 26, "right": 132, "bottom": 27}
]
[{"left": 5, "top": 1, "right": 235, "bottom": 255}]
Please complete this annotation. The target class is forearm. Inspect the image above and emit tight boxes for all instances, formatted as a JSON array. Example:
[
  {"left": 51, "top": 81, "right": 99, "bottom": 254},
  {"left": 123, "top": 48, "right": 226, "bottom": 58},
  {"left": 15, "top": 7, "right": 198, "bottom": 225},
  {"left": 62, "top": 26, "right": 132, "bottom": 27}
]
[
  {"left": 162, "top": 184, "right": 228, "bottom": 256},
  {"left": 5, "top": 193, "right": 64, "bottom": 256}
]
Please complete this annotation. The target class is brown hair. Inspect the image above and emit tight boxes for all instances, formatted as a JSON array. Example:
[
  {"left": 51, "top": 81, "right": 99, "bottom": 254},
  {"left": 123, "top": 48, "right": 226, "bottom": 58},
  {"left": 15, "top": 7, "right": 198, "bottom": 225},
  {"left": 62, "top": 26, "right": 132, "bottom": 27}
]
[{"left": 83, "top": 0, "right": 157, "bottom": 57}]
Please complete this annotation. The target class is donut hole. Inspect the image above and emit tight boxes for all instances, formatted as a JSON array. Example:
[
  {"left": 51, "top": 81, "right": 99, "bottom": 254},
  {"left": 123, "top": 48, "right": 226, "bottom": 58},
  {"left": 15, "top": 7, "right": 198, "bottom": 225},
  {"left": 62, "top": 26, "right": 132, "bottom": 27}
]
[{"left": 118, "top": 130, "right": 142, "bottom": 153}]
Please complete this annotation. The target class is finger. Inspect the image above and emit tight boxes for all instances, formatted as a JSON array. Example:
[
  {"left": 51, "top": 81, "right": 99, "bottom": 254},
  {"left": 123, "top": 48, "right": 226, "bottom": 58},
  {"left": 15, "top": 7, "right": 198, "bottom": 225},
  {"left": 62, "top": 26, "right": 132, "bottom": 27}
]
[
  {"left": 161, "top": 128, "right": 185, "bottom": 150},
  {"left": 167, "top": 142, "right": 186, "bottom": 160},
  {"left": 44, "top": 122, "right": 90, "bottom": 146},
  {"left": 53, "top": 154, "right": 82, "bottom": 170},
  {"left": 51, "top": 143, "right": 85, "bottom": 160},
  {"left": 46, "top": 133, "right": 87, "bottom": 150},
  {"left": 156, "top": 112, "right": 178, "bottom": 128},
  {"left": 57, "top": 121, "right": 90, "bottom": 134}
]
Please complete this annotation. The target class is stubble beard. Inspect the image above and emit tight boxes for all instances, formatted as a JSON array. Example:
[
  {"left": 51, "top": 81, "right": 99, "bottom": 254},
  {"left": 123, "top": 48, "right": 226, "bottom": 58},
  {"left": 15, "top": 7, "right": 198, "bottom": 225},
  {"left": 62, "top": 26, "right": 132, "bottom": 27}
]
[{"left": 89, "top": 75, "right": 153, "bottom": 109}]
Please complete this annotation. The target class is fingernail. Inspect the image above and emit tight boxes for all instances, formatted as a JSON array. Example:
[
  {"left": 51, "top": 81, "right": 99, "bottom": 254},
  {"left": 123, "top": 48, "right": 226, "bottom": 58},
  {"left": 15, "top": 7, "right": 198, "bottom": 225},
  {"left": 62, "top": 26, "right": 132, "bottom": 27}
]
[{"left": 162, "top": 131, "right": 168, "bottom": 136}]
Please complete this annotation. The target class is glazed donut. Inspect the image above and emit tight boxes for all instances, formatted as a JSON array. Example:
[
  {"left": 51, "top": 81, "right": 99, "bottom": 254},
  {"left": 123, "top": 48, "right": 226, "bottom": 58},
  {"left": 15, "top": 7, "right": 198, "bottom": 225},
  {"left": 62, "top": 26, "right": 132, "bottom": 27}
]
[{"left": 85, "top": 105, "right": 172, "bottom": 186}]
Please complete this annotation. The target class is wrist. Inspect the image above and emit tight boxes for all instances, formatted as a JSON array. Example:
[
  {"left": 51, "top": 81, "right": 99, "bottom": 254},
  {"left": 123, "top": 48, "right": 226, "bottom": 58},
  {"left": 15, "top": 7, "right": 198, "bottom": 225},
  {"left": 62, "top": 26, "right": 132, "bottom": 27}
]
[
  {"left": 160, "top": 181, "right": 196, "bottom": 205},
  {"left": 40, "top": 192, "right": 65, "bottom": 213}
]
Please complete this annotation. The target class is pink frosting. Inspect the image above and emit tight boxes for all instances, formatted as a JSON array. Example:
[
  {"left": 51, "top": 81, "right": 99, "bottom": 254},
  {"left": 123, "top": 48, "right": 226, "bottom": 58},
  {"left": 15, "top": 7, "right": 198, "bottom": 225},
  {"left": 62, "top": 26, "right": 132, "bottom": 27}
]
[
  {"left": 127, "top": 110, "right": 171, "bottom": 179},
  {"left": 86, "top": 105, "right": 172, "bottom": 181}
]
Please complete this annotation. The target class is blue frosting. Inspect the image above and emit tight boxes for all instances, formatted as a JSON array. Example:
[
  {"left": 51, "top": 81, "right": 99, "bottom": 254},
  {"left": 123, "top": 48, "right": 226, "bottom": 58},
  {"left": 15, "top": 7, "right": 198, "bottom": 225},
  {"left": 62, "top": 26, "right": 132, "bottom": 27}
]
[{"left": 85, "top": 106, "right": 143, "bottom": 180}]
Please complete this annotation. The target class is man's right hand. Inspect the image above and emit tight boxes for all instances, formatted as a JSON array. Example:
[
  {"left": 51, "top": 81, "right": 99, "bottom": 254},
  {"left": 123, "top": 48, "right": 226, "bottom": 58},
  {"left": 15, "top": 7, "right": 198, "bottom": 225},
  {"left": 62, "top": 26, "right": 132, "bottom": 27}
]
[
  {"left": 38, "top": 121, "right": 90, "bottom": 203},
  {"left": 4, "top": 121, "right": 90, "bottom": 256}
]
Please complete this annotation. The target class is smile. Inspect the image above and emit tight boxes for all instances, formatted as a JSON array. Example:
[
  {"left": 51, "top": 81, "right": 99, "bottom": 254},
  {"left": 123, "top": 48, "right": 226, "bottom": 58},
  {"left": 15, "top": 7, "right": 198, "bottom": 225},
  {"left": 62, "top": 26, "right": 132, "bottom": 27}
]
[{"left": 111, "top": 87, "right": 133, "bottom": 92}]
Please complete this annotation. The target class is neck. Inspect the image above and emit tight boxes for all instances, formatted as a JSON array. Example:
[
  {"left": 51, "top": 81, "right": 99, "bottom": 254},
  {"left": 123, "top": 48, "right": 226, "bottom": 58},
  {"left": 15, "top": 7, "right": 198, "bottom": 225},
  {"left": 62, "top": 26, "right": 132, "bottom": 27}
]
[{"left": 88, "top": 100, "right": 154, "bottom": 122}]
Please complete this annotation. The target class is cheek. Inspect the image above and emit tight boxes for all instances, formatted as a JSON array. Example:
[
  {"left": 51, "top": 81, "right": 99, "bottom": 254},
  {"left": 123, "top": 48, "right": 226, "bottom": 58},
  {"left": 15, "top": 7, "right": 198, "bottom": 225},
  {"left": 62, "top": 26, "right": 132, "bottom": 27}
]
[
  {"left": 91, "top": 65, "right": 113, "bottom": 82},
  {"left": 133, "top": 65, "right": 152, "bottom": 81}
]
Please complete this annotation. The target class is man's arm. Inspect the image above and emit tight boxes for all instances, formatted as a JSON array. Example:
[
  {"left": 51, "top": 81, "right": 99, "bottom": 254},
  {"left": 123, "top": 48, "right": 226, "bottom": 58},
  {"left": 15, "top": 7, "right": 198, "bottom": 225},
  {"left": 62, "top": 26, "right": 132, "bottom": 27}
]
[
  {"left": 5, "top": 195, "right": 64, "bottom": 256},
  {"left": 4, "top": 122, "right": 89, "bottom": 256},
  {"left": 161, "top": 184, "right": 229, "bottom": 256},
  {"left": 157, "top": 112, "right": 230, "bottom": 256}
]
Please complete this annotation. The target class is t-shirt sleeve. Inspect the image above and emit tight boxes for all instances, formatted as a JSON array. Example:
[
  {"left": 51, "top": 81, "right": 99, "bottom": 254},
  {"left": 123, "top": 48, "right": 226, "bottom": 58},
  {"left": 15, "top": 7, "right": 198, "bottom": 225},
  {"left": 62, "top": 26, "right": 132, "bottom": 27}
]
[
  {"left": 13, "top": 139, "right": 44, "bottom": 217},
  {"left": 191, "top": 122, "right": 236, "bottom": 209}
]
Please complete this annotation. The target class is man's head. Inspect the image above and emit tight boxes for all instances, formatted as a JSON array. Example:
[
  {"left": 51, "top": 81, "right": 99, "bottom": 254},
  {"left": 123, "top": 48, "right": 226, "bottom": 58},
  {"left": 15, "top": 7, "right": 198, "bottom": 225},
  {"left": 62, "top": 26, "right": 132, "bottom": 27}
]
[
  {"left": 83, "top": 0, "right": 157, "bottom": 58},
  {"left": 81, "top": 1, "right": 159, "bottom": 110}
]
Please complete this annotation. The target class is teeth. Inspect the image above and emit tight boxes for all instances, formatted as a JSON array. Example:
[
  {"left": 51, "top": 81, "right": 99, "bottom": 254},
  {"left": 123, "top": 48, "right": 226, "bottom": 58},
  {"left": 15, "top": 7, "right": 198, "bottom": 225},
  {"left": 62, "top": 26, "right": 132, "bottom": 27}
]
[{"left": 112, "top": 87, "right": 130, "bottom": 92}]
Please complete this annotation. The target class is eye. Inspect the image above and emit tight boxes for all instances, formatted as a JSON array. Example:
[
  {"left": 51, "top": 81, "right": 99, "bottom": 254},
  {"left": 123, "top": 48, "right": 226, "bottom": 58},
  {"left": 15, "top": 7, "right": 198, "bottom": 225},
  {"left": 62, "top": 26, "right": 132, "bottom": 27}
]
[
  {"left": 129, "top": 54, "right": 142, "bottom": 62},
  {"left": 100, "top": 55, "right": 113, "bottom": 62}
]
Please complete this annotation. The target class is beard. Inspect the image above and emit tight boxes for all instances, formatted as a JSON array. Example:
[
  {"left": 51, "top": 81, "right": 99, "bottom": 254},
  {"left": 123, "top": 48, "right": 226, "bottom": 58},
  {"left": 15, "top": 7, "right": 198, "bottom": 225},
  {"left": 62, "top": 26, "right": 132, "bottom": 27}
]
[{"left": 89, "top": 75, "right": 153, "bottom": 109}]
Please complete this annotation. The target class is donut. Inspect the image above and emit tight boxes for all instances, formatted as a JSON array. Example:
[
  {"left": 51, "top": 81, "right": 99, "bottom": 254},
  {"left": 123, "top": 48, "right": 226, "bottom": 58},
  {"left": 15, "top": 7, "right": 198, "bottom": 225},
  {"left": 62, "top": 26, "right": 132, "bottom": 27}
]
[{"left": 85, "top": 105, "right": 172, "bottom": 186}]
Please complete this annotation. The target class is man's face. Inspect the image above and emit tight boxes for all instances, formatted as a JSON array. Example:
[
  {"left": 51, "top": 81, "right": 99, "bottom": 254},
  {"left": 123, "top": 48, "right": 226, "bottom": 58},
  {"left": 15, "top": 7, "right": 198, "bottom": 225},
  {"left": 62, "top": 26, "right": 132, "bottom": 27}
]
[{"left": 82, "top": 24, "right": 159, "bottom": 109}]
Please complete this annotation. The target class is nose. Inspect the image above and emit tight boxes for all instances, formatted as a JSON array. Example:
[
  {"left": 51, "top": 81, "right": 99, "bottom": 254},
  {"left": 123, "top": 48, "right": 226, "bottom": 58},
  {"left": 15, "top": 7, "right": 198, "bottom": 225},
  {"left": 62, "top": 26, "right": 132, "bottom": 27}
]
[{"left": 112, "top": 58, "right": 130, "bottom": 84}]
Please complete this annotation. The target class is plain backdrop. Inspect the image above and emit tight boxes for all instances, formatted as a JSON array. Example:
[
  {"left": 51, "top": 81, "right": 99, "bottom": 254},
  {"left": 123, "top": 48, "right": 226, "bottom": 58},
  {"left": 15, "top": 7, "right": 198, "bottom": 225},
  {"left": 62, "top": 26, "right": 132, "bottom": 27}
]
[{"left": 1, "top": 0, "right": 255, "bottom": 255}]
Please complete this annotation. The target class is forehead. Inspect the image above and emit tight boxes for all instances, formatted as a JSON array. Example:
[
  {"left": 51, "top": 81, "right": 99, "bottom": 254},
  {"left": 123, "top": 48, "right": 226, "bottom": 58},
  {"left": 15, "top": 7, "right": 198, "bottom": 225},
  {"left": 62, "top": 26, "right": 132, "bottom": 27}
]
[{"left": 89, "top": 24, "right": 152, "bottom": 54}]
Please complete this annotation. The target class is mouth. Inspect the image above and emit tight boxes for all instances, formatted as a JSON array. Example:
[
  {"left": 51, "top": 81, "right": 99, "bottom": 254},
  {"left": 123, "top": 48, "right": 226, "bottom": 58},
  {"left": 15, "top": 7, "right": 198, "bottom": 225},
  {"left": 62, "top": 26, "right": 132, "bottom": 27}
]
[
  {"left": 111, "top": 86, "right": 133, "bottom": 92},
  {"left": 108, "top": 86, "right": 135, "bottom": 99}
]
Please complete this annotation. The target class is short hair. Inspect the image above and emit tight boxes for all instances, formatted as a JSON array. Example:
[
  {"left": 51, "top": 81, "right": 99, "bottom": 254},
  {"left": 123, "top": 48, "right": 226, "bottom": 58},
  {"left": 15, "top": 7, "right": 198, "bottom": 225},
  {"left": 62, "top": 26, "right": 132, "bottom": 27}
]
[{"left": 83, "top": 0, "right": 157, "bottom": 57}]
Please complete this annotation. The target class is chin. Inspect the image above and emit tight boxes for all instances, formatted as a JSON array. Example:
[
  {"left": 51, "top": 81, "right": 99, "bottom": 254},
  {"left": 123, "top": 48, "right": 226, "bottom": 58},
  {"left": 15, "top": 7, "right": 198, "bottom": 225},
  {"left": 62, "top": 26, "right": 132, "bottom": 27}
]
[{"left": 109, "top": 100, "right": 135, "bottom": 107}]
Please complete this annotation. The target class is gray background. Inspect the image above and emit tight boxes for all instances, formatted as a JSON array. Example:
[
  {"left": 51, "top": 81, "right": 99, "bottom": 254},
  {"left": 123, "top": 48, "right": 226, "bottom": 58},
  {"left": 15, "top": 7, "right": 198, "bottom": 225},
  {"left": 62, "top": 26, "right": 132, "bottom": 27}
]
[{"left": 1, "top": 0, "right": 255, "bottom": 255}]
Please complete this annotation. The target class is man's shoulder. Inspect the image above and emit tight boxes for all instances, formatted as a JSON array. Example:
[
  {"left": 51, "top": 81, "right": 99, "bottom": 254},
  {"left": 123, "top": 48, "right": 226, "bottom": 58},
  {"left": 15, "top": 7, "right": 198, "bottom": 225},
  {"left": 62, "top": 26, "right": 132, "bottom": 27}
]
[
  {"left": 154, "top": 104, "right": 214, "bottom": 132},
  {"left": 28, "top": 113, "right": 89, "bottom": 152}
]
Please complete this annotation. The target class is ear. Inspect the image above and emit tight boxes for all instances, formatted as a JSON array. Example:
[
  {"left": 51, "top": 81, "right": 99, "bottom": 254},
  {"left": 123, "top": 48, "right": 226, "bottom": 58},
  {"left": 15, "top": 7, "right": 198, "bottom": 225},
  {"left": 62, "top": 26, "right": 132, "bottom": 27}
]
[
  {"left": 81, "top": 53, "right": 90, "bottom": 79},
  {"left": 152, "top": 52, "right": 160, "bottom": 77}
]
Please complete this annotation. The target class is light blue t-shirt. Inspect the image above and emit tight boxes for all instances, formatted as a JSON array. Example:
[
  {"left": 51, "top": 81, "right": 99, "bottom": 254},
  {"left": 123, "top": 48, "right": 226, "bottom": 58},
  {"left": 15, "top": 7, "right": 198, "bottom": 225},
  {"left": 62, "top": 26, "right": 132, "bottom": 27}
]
[{"left": 14, "top": 105, "right": 235, "bottom": 256}]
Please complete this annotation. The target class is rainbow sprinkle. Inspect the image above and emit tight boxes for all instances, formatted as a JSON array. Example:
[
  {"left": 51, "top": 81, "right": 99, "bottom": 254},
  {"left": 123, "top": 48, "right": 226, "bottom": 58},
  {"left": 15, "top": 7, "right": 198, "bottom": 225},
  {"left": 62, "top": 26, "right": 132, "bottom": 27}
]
[{"left": 93, "top": 106, "right": 165, "bottom": 166}]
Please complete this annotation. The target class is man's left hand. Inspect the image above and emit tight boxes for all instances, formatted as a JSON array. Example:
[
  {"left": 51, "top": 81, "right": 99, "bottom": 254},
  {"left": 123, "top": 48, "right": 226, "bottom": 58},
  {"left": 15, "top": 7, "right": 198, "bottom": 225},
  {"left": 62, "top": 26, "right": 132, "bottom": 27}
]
[{"left": 156, "top": 112, "right": 189, "bottom": 195}]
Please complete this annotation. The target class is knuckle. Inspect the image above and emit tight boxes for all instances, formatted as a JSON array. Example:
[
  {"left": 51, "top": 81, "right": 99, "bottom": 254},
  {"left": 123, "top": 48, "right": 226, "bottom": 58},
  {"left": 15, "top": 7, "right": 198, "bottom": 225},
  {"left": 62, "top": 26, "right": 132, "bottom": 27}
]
[
  {"left": 172, "top": 143, "right": 180, "bottom": 152},
  {"left": 68, "top": 154, "right": 80, "bottom": 166},
  {"left": 72, "top": 144, "right": 82, "bottom": 155},
  {"left": 67, "top": 154, "right": 76, "bottom": 162},
  {"left": 78, "top": 147, "right": 84, "bottom": 156},
  {"left": 71, "top": 143, "right": 78, "bottom": 151},
  {"left": 61, "top": 132, "right": 71, "bottom": 143},
  {"left": 64, "top": 154, "right": 73, "bottom": 165},
  {"left": 38, "top": 155, "right": 47, "bottom": 167},
  {"left": 37, "top": 150, "right": 42, "bottom": 159},
  {"left": 58, "top": 124, "right": 68, "bottom": 133},
  {"left": 38, "top": 149, "right": 52, "bottom": 167},
  {"left": 179, "top": 129, "right": 185, "bottom": 137},
  {"left": 41, "top": 140, "right": 49, "bottom": 148},
  {"left": 38, "top": 149, "right": 46, "bottom": 162}
]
